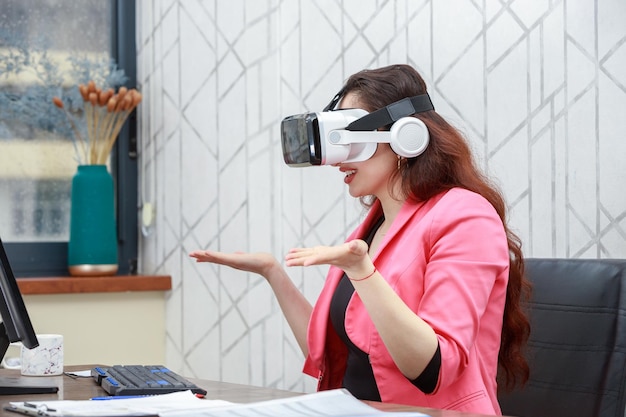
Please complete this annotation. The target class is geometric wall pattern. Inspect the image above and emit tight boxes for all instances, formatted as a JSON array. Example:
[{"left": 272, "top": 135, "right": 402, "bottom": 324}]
[{"left": 135, "top": 0, "right": 626, "bottom": 392}]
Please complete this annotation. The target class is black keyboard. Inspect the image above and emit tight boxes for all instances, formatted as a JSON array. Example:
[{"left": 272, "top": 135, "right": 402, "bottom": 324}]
[{"left": 91, "top": 365, "right": 208, "bottom": 397}]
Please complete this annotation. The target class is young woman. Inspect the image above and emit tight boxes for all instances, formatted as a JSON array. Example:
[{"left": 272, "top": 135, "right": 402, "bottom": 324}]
[{"left": 190, "top": 64, "right": 531, "bottom": 415}]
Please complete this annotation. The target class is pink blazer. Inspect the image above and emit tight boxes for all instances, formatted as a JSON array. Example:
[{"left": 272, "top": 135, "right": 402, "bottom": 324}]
[{"left": 303, "top": 188, "right": 510, "bottom": 415}]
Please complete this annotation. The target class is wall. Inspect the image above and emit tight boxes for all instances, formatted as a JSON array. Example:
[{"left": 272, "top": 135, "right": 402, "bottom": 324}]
[{"left": 135, "top": 0, "right": 626, "bottom": 392}]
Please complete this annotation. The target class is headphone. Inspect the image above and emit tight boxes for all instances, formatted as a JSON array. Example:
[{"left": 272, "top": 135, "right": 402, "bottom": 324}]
[
  {"left": 387, "top": 117, "right": 430, "bottom": 158},
  {"left": 327, "top": 91, "right": 433, "bottom": 158}
]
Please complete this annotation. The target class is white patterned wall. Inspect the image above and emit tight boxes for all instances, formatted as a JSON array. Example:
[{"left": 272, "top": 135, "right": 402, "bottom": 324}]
[{"left": 136, "top": 0, "right": 626, "bottom": 391}]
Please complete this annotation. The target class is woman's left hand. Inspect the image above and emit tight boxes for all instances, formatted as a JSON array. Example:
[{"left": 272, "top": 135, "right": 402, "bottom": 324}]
[
  {"left": 288, "top": 239, "right": 439, "bottom": 379},
  {"left": 285, "top": 239, "right": 373, "bottom": 278}
]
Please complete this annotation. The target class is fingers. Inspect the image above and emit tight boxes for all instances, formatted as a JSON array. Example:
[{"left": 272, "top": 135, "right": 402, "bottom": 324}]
[
  {"left": 189, "top": 250, "right": 205, "bottom": 259},
  {"left": 189, "top": 250, "right": 217, "bottom": 263},
  {"left": 284, "top": 247, "right": 317, "bottom": 267},
  {"left": 189, "top": 250, "right": 238, "bottom": 265},
  {"left": 285, "top": 246, "right": 338, "bottom": 267}
]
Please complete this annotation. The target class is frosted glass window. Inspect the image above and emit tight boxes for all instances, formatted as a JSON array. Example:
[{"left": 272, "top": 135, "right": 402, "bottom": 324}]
[{"left": 0, "top": 0, "right": 112, "bottom": 242}]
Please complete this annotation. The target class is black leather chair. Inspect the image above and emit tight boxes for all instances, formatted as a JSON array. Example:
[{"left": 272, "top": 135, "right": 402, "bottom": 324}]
[{"left": 498, "top": 258, "right": 626, "bottom": 417}]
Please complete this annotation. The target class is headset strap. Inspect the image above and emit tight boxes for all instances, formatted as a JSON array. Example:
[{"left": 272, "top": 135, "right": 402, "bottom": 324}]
[
  {"left": 323, "top": 87, "right": 345, "bottom": 112},
  {"left": 346, "top": 94, "right": 434, "bottom": 131}
]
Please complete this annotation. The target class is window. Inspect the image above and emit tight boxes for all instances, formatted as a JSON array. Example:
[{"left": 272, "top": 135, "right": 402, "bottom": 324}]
[{"left": 0, "top": 0, "right": 137, "bottom": 277}]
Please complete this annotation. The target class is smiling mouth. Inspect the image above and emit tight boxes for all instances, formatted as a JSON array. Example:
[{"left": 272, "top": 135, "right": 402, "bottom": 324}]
[{"left": 344, "top": 169, "right": 356, "bottom": 178}]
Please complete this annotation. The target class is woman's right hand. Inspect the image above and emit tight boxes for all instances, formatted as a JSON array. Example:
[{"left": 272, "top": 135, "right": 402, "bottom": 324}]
[
  {"left": 189, "top": 250, "right": 279, "bottom": 278},
  {"left": 190, "top": 249, "right": 313, "bottom": 356}
]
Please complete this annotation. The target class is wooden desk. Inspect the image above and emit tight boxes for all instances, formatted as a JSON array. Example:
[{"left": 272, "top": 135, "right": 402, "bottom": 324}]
[{"left": 0, "top": 366, "right": 497, "bottom": 417}]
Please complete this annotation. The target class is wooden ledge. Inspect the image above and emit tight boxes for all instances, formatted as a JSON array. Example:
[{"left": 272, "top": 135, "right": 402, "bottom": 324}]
[{"left": 17, "top": 275, "right": 172, "bottom": 295}]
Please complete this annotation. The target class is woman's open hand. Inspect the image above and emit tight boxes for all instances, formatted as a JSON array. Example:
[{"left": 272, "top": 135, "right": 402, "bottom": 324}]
[
  {"left": 189, "top": 250, "right": 279, "bottom": 278},
  {"left": 191, "top": 248, "right": 314, "bottom": 354},
  {"left": 285, "top": 239, "right": 373, "bottom": 278}
]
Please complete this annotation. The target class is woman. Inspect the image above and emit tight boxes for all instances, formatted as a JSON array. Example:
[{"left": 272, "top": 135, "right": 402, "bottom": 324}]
[{"left": 190, "top": 64, "right": 531, "bottom": 415}]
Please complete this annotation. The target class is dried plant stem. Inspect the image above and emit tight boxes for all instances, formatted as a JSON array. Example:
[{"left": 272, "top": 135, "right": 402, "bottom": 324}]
[
  {"left": 101, "top": 110, "right": 131, "bottom": 164},
  {"left": 84, "top": 104, "right": 95, "bottom": 163},
  {"left": 52, "top": 96, "right": 87, "bottom": 165},
  {"left": 90, "top": 108, "right": 103, "bottom": 163},
  {"left": 62, "top": 106, "right": 88, "bottom": 164},
  {"left": 95, "top": 107, "right": 110, "bottom": 164},
  {"left": 97, "top": 109, "right": 117, "bottom": 164}
]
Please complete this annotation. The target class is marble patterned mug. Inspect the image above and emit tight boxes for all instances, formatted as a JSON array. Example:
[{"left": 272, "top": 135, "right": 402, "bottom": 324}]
[{"left": 20, "top": 334, "right": 64, "bottom": 376}]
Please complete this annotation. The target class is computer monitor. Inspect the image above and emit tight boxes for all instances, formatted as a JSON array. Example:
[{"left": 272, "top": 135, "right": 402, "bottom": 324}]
[{"left": 0, "top": 237, "right": 58, "bottom": 394}]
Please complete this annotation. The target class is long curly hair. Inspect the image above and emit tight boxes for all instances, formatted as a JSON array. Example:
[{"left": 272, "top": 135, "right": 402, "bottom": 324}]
[{"left": 341, "top": 64, "right": 532, "bottom": 391}]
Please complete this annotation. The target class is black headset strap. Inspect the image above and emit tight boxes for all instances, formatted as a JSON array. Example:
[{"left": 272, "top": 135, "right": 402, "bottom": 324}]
[
  {"left": 346, "top": 94, "right": 434, "bottom": 131},
  {"left": 323, "top": 87, "right": 345, "bottom": 112}
]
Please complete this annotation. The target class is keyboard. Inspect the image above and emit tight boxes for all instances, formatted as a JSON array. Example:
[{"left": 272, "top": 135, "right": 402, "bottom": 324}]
[{"left": 91, "top": 365, "right": 208, "bottom": 397}]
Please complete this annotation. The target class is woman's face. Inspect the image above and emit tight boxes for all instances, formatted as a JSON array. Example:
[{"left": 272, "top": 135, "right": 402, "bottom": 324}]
[{"left": 335, "top": 92, "right": 399, "bottom": 199}]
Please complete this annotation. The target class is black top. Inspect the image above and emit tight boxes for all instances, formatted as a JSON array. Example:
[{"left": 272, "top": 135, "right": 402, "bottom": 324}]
[{"left": 329, "top": 217, "right": 441, "bottom": 401}]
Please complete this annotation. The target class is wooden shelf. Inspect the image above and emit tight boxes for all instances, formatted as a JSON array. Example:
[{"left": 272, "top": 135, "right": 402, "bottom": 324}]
[{"left": 16, "top": 275, "right": 172, "bottom": 295}]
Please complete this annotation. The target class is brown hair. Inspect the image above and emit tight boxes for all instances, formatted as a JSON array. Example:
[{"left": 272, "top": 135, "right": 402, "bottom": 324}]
[{"left": 343, "top": 64, "right": 531, "bottom": 390}]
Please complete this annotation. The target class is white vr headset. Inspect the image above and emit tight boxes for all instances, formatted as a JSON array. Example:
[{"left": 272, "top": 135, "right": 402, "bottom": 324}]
[{"left": 281, "top": 92, "right": 434, "bottom": 167}]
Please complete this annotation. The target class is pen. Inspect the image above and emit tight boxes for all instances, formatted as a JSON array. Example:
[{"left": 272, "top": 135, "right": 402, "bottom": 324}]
[
  {"left": 5, "top": 406, "right": 41, "bottom": 417},
  {"left": 90, "top": 395, "right": 149, "bottom": 400},
  {"left": 4, "top": 403, "right": 58, "bottom": 417}
]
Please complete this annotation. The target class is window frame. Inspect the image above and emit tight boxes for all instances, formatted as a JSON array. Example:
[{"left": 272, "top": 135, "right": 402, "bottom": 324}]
[{"left": 5, "top": 0, "right": 138, "bottom": 277}]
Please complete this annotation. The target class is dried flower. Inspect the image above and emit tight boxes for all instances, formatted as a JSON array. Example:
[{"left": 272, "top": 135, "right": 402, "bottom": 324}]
[{"left": 53, "top": 82, "right": 142, "bottom": 165}]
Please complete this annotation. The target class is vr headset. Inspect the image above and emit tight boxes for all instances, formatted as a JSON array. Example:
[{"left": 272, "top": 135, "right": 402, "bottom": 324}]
[{"left": 281, "top": 91, "right": 435, "bottom": 167}]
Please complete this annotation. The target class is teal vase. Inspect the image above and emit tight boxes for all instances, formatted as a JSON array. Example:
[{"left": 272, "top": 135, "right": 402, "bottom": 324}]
[{"left": 68, "top": 165, "right": 118, "bottom": 276}]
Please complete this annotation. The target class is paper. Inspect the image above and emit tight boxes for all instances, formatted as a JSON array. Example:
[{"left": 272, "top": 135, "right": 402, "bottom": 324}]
[
  {"left": 6, "top": 390, "right": 232, "bottom": 417},
  {"left": 6, "top": 389, "right": 429, "bottom": 417},
  {"left": 161, "top": 389, "right": 428, "bottom": 417},
  {"left": 63, "top": 369, "right": 92, "bottom": 378}
]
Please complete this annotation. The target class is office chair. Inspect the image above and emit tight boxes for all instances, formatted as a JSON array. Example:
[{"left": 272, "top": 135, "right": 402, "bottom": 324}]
[{"left": 498, "top": 258, "right": 626, "bottom": 417}]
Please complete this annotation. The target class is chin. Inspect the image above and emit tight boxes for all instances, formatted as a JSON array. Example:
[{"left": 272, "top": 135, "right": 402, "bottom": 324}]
[{"left": 347, "top": 187, "right": 365, "bottom": 198}]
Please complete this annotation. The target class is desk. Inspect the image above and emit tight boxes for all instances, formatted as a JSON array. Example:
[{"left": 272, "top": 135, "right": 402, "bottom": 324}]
[{"left": 0, "top": 366, "right": 497, "bottom": 417}]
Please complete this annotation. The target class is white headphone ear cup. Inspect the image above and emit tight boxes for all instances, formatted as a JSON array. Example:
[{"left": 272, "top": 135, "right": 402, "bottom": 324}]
[{"left": 389, "top": 117, "right": 429, "bottom": 158}]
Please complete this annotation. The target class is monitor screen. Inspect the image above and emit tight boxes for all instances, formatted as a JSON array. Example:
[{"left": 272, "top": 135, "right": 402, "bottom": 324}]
[
  {"left": 0, "top": 237, "right": 58, "bottom": 394},
  {"left": 0, "top": 238, "right": 38, "bottom": 352}
]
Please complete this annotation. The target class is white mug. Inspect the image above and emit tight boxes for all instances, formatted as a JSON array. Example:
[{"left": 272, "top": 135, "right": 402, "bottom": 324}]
[{"left": 20, "top": 334, "right": 64, "bottom": 376}]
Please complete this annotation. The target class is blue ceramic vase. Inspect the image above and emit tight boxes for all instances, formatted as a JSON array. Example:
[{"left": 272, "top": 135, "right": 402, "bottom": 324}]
[{"left": 68, "top": 165, "right": 118, "bottom": 276}]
